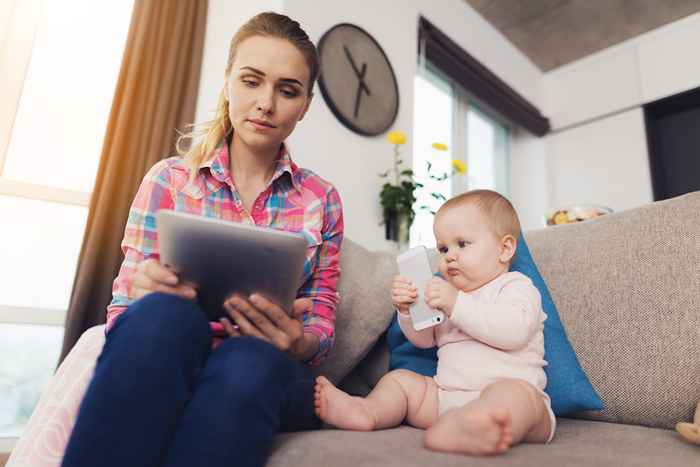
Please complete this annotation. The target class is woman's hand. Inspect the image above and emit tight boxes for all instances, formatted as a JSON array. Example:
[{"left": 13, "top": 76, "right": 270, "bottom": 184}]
[
  {"left": 391, "top": 275, "right": 417, "bottom": 315},
  {"left": 132, "top": 258, "right": 197, "bottom": 300},
  {"left": 220, "top": 294, "right": 319, "bottom": 361}
]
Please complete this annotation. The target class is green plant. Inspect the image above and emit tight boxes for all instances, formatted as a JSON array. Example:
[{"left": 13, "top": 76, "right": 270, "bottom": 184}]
[
  {"left": 379, "top": 133, "right": 466, "bottom": 242},
  {"left": 379, "top": 131, "right": 418, "bottom": 242}
]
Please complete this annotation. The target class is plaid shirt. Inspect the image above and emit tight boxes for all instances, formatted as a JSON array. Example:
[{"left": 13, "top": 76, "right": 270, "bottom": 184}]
[{"left": 107, "top": 143, "right": 344, "bottom": 365}]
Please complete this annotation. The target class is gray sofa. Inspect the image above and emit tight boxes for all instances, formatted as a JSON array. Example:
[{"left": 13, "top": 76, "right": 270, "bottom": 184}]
[
  {"left": 4, "top": 192, "right": 699, "bottom": 467},
  {"left": 270, "top": 191, "right": 700, "bottom": 466}
]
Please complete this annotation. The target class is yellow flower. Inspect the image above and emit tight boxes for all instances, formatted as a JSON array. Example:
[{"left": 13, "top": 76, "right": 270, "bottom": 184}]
[
  {"left": 432, "top": 142, "right": 448, "bottom": 151},
  {"left": 387, "top": 131, "right": 407, "bottom": 145},
  {"left": 452, "top": 159, "right": 467, "bottom": 174}
]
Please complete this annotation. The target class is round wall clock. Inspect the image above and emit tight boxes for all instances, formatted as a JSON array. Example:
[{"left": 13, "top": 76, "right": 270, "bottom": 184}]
[{"left": 317, "top": 23, "right": 400, "bottom": 136}]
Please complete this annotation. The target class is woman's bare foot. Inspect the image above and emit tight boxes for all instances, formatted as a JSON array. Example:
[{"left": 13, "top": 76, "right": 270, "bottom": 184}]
[
  {"left": 424, "top": 406, "right": 513, "bottom": 455},
  {"left": 314, "top": 376, "right": 376, "bottom": 431}
]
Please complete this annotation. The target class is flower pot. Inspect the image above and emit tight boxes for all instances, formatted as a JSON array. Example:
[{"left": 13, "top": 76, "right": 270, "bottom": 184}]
[{"left": 385, "top": 211, "right": 410, "bottom": 249}]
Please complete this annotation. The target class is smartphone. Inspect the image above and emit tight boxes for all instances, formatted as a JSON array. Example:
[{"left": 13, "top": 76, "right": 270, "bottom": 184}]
[{"left": 396, "top": 246, "right": 445, "bottom": 331}]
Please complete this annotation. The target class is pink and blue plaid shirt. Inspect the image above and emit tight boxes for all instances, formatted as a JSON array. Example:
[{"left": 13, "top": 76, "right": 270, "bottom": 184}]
[{"left": 107, "top": 142, "right": 344, "bottom": 365}]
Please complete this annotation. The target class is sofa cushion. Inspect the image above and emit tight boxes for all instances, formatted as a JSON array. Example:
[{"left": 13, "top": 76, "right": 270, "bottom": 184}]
[
  {"left": 314, "top": 238, "right": 397, "bottom": 383},
  {"left": 525, "top": 191, "right": 700, "bottom": 429},
  {"left": 386, "top": 234, "right": 604, "bottom": 416},
  {"left": 269, "top": 419, "right": 699, "bottom": 467}
]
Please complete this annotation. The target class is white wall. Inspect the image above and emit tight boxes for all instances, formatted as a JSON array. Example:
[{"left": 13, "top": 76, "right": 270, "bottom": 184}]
[
  {"left": 283, "top": 0, "right": 542, "bottom": 251},
  {"left": 541, "top": 12, "right": 700, "bottom": 217},
  {"left": 547, "top": 109, "right": 653, "bottom": 211},
  {"left": 510, "top": 130, "right": 549, "bottom": 230}
]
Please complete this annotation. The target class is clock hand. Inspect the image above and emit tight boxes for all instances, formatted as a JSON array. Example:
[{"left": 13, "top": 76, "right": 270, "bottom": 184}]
[
  {"left": 343, "top": 45, "right": 372, "bottom": 119},
  {"left": 354, "top": 63, "right": 367, "bottom": 119},
  {"left": 343, "top": 45, "right": 371, "bottom": 96}
]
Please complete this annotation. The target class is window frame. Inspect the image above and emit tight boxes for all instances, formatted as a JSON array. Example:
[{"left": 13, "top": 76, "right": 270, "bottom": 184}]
[
  {"left": 0, "top": 436, "right": 16, "bottom": 453},
  {"left": 0, "top": 305, "right": 66, "bottom": 326},
  {"left": 0, "top": 178, "right": 90, "bottom": 206}
]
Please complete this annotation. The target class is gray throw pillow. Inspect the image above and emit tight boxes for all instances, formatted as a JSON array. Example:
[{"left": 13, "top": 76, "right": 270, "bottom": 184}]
[{"left": 313, "top": 239, "right": 397, "bottom": 383}]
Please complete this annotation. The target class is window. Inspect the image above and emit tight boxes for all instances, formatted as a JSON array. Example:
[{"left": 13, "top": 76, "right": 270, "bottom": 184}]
[
  {"left": 410, "top": 67, "right": 453, "bottom": 248},
  {"left": 0, "top": 0, "right": 133, "bottom": 440},
  {"left": 410, "top": 64, "right": 510, "bottom": 248},
  {"left": 466, "top": 106, "right": 510, "bottom": 195}
]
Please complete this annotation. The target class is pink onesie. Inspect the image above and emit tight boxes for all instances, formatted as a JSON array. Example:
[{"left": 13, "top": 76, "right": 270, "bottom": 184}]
[{"left": 398, "top": 271, "right": 556, "bottom": 441}]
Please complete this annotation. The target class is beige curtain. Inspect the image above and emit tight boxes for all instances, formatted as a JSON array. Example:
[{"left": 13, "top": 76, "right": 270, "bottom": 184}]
[{"left": 59, "top": 0, "right": 209, "bottom": 362}]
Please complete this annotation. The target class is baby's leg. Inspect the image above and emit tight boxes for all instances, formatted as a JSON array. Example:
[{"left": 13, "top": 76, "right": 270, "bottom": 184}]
[
  {"left": 424, "top": 379, "right": 551, "bottom": 455},
  {"left": 314, "top": 370, "right": 439, "bottom": 431}
]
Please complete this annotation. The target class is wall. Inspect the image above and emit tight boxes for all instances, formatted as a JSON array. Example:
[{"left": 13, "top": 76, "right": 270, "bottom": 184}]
[
  {"left": 510, "top": 130, "right": 549, "bottom": 230},
  {"left": 283, "top": 0, "right": 543, "bottom": 250},
  {"left": 194, "top": 0, "right": 542, "bottom": 250},
  {"left": 547, "top": 108, "right": 653, "bottom": 211},
  {"left": 542, "top": 12, "right": 700, "bottom": 212}
]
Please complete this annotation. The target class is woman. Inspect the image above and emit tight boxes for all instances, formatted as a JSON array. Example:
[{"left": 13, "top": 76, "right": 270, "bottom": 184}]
[{"left": 61, "top": 12, "right": 343, "bottom": 467}]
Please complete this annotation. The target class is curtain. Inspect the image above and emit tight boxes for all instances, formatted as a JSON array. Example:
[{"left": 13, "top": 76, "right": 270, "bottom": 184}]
[{"left": 59, "top": 0, "right": 208, "bottom": 363}]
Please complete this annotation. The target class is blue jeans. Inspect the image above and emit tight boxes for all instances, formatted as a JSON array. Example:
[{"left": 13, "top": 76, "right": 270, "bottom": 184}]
[{"left": 61, "top": 293, "right": 320, "bottom": 467}]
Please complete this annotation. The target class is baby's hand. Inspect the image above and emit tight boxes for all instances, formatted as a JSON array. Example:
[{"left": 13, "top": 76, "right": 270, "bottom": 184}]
[
  {"left": 425, "top": 277, "right": 458, "bottom": 316},
  {"left": 391, "top": 275, "right": 417, "bottom": 315}
]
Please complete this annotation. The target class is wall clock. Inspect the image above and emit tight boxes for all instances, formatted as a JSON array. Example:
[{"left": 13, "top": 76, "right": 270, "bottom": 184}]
[{"left": 317, "top": 23, "right": 400, "bottom": 136}]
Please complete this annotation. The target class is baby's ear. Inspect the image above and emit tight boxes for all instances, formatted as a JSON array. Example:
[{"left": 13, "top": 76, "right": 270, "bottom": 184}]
[{"left": 499, "top": 234, "right": 517, "bottom": 263}]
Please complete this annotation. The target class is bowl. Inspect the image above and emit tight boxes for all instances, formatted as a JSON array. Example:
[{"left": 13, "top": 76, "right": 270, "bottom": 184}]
[{"left": 544, "top": 204, "right": 613, "bottom": 226}]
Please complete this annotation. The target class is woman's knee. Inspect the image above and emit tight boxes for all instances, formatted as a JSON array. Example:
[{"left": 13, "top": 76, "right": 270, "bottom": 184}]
[{"left": 210, "top": 336, "right": 296, "bottom": 396}]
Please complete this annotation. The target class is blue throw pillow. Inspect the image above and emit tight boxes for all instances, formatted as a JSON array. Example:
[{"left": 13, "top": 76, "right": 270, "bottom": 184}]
[{"left": 387, "top": 234, "right": 604, "bottom": 416}]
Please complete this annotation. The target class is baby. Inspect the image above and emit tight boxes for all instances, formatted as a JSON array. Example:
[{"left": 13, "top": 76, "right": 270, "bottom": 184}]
[{"left": 314, "top": 189, "right": 555, "bottom": 455}]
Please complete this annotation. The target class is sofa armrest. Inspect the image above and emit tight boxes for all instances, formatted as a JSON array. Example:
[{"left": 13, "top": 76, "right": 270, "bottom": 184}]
[{"left": 7, "top": 326, "right": 105, "bottom": 467}]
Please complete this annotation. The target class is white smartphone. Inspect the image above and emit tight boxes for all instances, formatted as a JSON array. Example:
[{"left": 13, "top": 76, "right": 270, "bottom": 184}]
[{"left": 396, "top": 246, "right": 445, "bottom": 331}]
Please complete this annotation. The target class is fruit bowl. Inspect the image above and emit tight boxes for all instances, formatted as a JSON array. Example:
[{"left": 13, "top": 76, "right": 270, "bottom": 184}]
[{"left": 544, "top": 204, "right": 613, "bottom": 226}]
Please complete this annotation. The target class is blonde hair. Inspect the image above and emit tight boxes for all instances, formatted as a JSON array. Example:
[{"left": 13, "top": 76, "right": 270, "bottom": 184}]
[
  {"left": 437, "top": 189, "right": 521, "bottom": 240},
  {"left": 176, "top": 12, "right": 319, "bottom": 176}
]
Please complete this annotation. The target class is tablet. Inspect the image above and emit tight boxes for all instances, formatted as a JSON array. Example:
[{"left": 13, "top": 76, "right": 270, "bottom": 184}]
[{"left": 156, "top": 209, "right": 308, "bottom": 321}]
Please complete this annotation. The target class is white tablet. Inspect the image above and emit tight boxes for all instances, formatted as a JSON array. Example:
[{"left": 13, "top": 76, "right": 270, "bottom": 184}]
[{"left": 156, "top": 209, "right": 308, "bottom": 321}]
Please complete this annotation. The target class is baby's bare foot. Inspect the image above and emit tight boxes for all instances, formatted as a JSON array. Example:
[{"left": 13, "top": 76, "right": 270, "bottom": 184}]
[
  {"left": 314, "top": 376, "right": 376, "bottom": 431},
  {"left": 424, "top": 406, "right": 513, "bottom": 456}
]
